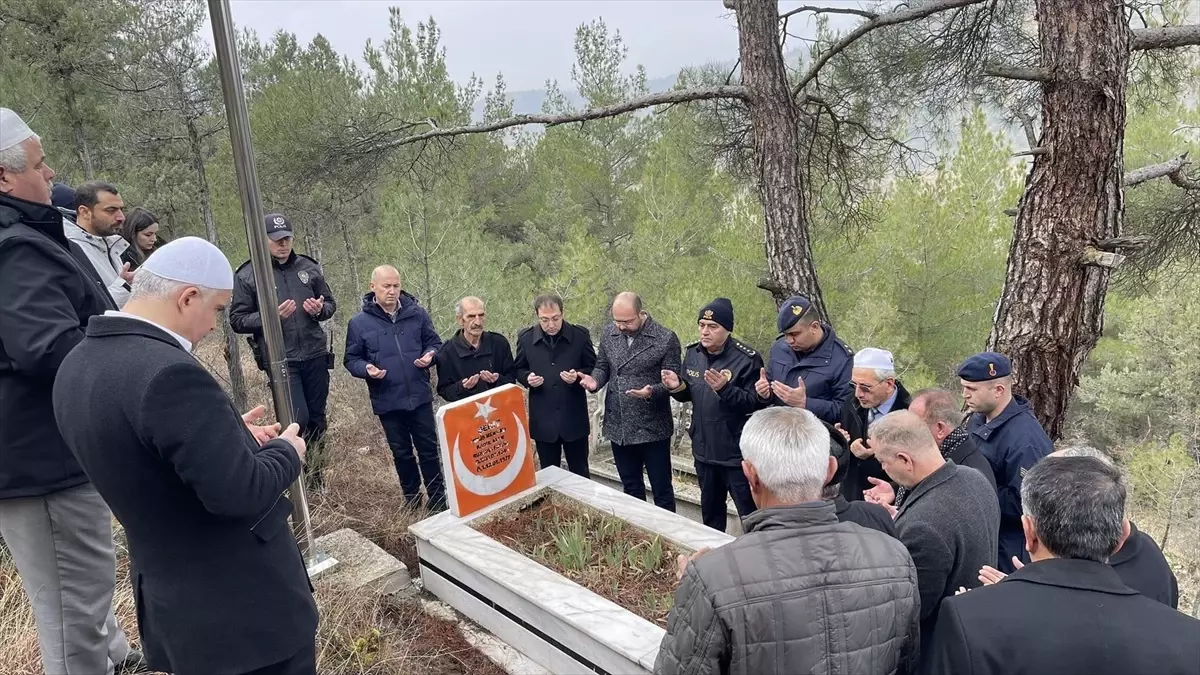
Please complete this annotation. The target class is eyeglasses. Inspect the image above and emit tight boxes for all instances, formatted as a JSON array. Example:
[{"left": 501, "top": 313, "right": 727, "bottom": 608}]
[{"left": 850, "top": 380, "right": 886, "bottom": 393}]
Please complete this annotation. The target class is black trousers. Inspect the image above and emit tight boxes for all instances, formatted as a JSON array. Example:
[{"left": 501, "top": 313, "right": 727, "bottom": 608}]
[
  {"left": 611, "top": 439, "right": 676, "bottom": 512},
  {"left": 287, "top": 357, "right": 329, "bottom": 444},
  {"left": 695, "top": 460, "right": 756, "bottom": 533},
  {"left": 378, "top": 403, "right": 445, "bottom": 508},
  {"left": 536, "top": 438, "right": 590, "bottom": 478},
  {"left": 241, "top": 642, "right": 315, "bottom": 675}
]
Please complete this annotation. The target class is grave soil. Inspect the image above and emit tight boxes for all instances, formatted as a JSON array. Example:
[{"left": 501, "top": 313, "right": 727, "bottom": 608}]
[{"left": 475, "top": 495, "right": 684, "bottom": 627}]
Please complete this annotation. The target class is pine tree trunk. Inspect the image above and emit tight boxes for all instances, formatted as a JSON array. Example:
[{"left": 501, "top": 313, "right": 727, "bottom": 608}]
[
  {"left": 62, "top": 82, "right": 95, "bottom": 180},
  {"left": 185, "top": 103, "right": 248, "bottom": 410},
  {"left": 733, "top": 0, "right": 827, "bottom": 319},
  {"left": 988, "top": 0, "right": 1129, "bottom": 440},
  {"left": 340, "top": 218, "right": 360, "bottom": 290}
]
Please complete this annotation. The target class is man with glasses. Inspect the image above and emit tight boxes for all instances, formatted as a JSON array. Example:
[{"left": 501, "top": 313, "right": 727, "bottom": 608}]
[
  {"left": 581, "top": 292, "right": 681, "bottom": 511},
  {"left": 757, "top": 296, "right": 853, "bottom": 425},
  {"left": 515, "top": 293, "right": 597, "bottom": 477},
  {"left": 834, "top": 347, "right": 912, "bottom": 501}
]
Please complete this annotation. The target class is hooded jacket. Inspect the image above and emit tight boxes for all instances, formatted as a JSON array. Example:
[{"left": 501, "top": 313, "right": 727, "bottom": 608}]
[
  {"left": 63, "top": 216, "right": 131, "bottom": 307},
  {"left": 344, "top": 292, "right": 442, "bottom": 415}
]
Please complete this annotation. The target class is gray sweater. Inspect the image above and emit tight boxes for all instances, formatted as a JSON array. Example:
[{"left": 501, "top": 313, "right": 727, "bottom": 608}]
[{"left": 895, "top": 460, "right": 999, "bottom": 650}]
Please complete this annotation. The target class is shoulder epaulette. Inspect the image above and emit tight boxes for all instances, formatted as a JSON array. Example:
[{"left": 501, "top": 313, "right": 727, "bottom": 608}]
[{"left": 732, "top": 338, "right": 757, "bottom": 358}]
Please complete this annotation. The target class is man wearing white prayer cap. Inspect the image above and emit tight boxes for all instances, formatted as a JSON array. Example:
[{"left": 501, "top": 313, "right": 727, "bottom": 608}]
[
  {"left": 53, "top": 237, "right": 320, "bottom": 675},
  {"left": 0, "top": 108, "right": 144, "bottom": 674},
  {"left": 834, "top": 346, "right": 912, "bottom": 501}
]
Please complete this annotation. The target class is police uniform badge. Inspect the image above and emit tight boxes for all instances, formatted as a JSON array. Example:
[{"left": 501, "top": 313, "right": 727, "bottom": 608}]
[
  {"left": 721, "top": 369, "right": 733, "bottom": 382},
  {"left": 703, "top": 309, "right": 714, "bottom": 320},
  {"left": 792, "top": 304, "right": 803, "bottom": 315},
  {"left": 273, "top": 216, "right": 286, "bottom": 226},
  {"left": 298, "top": 270, "right": 310, "bottom": 284}
]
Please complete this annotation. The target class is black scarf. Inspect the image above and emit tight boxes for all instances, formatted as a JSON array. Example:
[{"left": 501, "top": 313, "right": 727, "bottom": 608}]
[{"left": 895, "top": 426, "right": 968, "bottom": 507}]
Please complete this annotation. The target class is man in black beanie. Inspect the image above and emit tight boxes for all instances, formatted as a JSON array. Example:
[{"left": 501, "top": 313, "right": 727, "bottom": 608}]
[{"left": 663, "top": 298, "right": 765, "bottom": 532}]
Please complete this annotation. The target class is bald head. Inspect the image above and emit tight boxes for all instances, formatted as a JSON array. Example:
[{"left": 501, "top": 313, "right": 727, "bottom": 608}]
[
  {"left": 612, "top": 292, "right": 645, "bottom": 335},
  {"left": 370, "top": 265, "right": 402, "bottom": 312},
  {"left": 870, "top": 410, "right": 944, "bottom": 489},
  {"left": 456, "top": 296, "right": 487, "bottom": 342},
  {"left": 1051, "top": 445, "right": 1114, "bottom": 466}
]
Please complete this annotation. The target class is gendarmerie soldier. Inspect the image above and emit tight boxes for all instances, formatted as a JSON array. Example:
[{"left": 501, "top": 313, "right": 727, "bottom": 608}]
[
  {"left": 759, "top": 295, "right": 854, "bottom": 425},
  {"left": 664, "top": 298, "right": 764, "bottom": 532}
]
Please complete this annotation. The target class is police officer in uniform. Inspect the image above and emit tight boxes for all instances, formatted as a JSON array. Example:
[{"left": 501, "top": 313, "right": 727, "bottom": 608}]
[
  {"left": 758, "top": 295, "right": 854, "bottom": 425},
  {"left": 958, "top": 352, "right": 1053, "bottom": 573},
  {"left": 230, "top": 213, "right": 336, "bottom": 485},
  {"left": 663, "top": 298, "right": 764, "bottom": 533}
]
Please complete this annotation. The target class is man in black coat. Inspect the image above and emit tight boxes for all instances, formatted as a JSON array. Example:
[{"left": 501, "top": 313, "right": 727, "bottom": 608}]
[
  {"left": 871, "top": 411, "right": 999, "bottom": 656},
  {"left": 53, "top": 237, "right": 318, "bottom": 675},
  {"left": 663, "top": 298, "right": 763, "bottom": 532},
  {"left": 976, "top": 445, "right": 1180, "bottom": 609},
  {"left": 514, "top": 293, "right": 596, "bottom": 477},
  {"left": 821, "top": 419, "right": 896, "bottom": 537},
  {"left": 924, "top": 456, "right": 1200, "bottom": 675},
  {"left": 835, "top": 347, "right": 912, "bottom": 501},
  {"left": 0, "top": 108, "right": 140, "bottom": 674},
  {"left": 230, "top": 214, "right": 337, "bottom": 474},
  {"left": 436, "top": 296, "right": 516, "bottom": 402}
]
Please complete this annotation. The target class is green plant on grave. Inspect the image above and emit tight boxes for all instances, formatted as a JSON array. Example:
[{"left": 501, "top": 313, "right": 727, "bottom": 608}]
[
  {"left": 641, "top": 591, "right": 673, "bottom": 619},
  {"left": 626, "top": 536, "right": 665, "bottom": 574},
  {"left": 552, "top": 520, "right": 592, "bottom": 572},
  {"left": 597, "top": 516, "right": 625, "bottom": 541},
  {"left": 345, "top": 627, "right": 382, "bottom": 666},
  {"left": 601, "top": 540, "right": 628, "bottom": 570}
]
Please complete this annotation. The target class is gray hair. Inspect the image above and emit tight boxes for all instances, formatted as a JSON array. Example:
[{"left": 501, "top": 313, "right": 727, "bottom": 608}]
[
  {"left": 1051, "top": 444, "right": 1114, "bottom": 466},
  {"left": 869, "top": 410, "right": 939, "bottom": 459},
  {"left": 0, "top": 134, "right": 38, "bottom": 172},
  {"left": 913, "top": 388, "right": 965, "bottom": 429},
  {"left": 739, "top": 407, "right": 829, "bottom": 503},
  {"left": 130, "top": 269, "right": 216, "bottom": 300},
  {"left": 455, "top": 296, "right": 485, "bottom": 318},
  {"left": 864, "top": 368, "right": 895, "bottom": 382},
  {"left": 1021, "top": 456, "right": 1125, "bottom": 562}
]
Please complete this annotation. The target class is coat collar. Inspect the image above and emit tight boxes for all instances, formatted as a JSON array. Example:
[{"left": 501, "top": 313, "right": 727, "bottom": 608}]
[
  {"left": 895, "top": 460, "right": 956, "bottom": 520},
  {"left": 774, "top": 323, "right": 839, "bottom": 365},
  {"left": 450, "top": 329, "right": 496, "bottom": 356},
  {"left": 1003, "top": 557, "right": 1140, "bottom": 596},
  {"left": 0, "top": 192, "right": 68, "bottom": 246},
  {"left": 533, "top": 322, "right": 573, "bottom": 345},
  {"left": 1108, "top": 521, "right": 1144, "bottom": 566},
  {"left": 743, "top": 501, "right": 839, "bottom": 533},
  {"left": 971, "top": 395, "right": 1034, "bottom": 439},
  {"left": 85, "top": 314, "right": 192, "bottom": 352}
]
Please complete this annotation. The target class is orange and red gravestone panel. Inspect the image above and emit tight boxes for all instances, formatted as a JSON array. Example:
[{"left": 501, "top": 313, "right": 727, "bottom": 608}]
[{"left": 436, "top": 383, "right": 537, "bottom": 518}]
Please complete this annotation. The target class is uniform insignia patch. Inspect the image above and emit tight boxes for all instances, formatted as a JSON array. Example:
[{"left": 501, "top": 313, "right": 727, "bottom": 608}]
[
  {"left": 703, "top": 309, "right": 714, "bottom": 320},
  {"left": 792, "top": 305, "right": 803, "bottom": 315},
  {"left": 687, "top": 369, "right": 701, "bottom": 378},
  {"left": 988, "top": 362, "right": 997, "bottom": 377},
  {"left": 721, "top": 369, "right": 733, "bottom": 382},
  {"left": 298, "top": 271, "right": 310, "bottom": 284},
  {"left": 273, "top": 216, "right": 286, "bottom": 225},
  {"left": 1019, "top": 466, "right": 1029, "bottom": 478}
]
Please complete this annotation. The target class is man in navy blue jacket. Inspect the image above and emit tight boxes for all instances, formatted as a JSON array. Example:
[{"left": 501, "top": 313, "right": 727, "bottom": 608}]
[
  {"left": 959, "top": 352, "right": 1053, "bottom": 573},
  {"left": 344, "top": 265, "right": 444, "bottom": 509},
  {"left": 759, "top": 295, "right": 854, "bottom": 425}
]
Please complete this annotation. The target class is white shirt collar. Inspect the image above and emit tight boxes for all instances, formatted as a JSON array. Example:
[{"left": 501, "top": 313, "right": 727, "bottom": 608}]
[{"left": 105, "top": 311, "right": 193, "bottom": 352}]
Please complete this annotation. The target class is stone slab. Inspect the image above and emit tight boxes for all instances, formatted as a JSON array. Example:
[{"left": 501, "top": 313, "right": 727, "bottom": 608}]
[
  {"left": 312, "top": 527, "right": 411, "bottom": 596},
  {"left": 410, "top": 466, "right": 736, "bottom": 675},
  {"left": 588, "top": 460, "right": 744, "bottom": 536}
]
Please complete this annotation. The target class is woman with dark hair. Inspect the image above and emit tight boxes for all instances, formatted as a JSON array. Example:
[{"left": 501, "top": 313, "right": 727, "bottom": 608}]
[{"left": 120, "top": 207, "right": 165, "bottom": 269}]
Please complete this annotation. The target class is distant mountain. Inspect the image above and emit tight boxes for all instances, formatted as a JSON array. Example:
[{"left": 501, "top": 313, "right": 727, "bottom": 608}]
[{"left": 472, "top": 73, "right": 679, "bottom": 120}]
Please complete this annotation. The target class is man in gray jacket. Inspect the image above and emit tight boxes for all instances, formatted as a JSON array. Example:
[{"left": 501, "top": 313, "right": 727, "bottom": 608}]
[
  {"left": 581, "top": 292, "right": 681, "bottom": 512},
  {"left": 871, "top": 411, "right": 999, "bottom": 656},
  {"left": 656, "top": 406, "right": 919, "bottom": 675}
]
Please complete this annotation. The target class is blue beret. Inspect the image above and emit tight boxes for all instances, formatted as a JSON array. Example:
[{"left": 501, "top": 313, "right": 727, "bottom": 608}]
[
  {"left": 957, "top": 352, "right": 1012, "bottom": 382},
  {"left": 777, "top": 296, "right": 812, "bottom": 333}
]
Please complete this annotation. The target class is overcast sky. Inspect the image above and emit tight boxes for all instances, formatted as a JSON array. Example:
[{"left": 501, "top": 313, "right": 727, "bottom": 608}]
[{"left": 211, "top": 1, "right": 763, "bottom": 91}]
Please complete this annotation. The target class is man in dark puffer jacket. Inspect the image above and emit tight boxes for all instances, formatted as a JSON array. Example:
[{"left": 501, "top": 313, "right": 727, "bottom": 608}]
[{"left": 656, "top": 406, "right": 919, "bottom": 675}]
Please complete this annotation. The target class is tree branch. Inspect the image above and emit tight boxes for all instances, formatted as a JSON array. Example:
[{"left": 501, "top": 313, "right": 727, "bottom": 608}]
[
  {"left": 791, "top": 0, "right": 988, "bottom": 97},
  {"left": 779, "top": 5, "right": 879, "bottom": 21},
  {"left": 1131, "top": 24, "right": 1200, "bottom": 51},
  {"left": 1012, "top": 147, "right": 1049, "bottom": 157},
  {"left": 984, "top": 63, "right": 1051, "bottom": 81},
  {"left": 1124, "top": 155, "right": 1188, "bottom": 187},
  {"left": 368, "top": 86, "right": 748, "bottom": 151}
]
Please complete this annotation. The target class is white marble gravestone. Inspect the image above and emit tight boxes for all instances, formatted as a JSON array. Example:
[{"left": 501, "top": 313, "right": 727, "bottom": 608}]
[{"left": 410, "top": 466, "right": 735, "bottom": 675}]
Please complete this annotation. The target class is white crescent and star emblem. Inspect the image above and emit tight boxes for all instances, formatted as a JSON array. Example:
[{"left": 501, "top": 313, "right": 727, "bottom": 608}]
[
  {"left": 452, "top": 411, "right": 528, "bottom": 496},
  {"left": 474, "top": 398, "right": 496, "bottom": 421}
]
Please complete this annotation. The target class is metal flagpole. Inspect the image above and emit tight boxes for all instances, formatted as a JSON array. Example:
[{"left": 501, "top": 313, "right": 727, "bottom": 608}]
[{"left": 207, "top": 0, "right": 316, "bottom": 565}]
